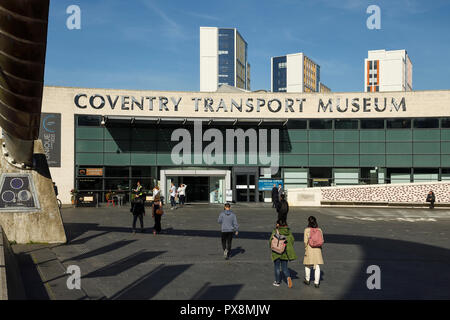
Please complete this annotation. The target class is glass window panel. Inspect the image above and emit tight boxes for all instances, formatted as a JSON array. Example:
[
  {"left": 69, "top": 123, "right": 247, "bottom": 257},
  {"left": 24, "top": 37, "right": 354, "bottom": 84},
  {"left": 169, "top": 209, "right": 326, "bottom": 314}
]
[
  {"left": 105, "top": 166, "right": 129, "bottom": 177},
  {"left": 442, "top": 118, "right": 450, "bottom": 128},
  {"left": 77, "top": 115, "right": 101, "bottom": 127},
  {"left": 335, "top": 119, "right": 358, "bottom": 129},
  {"left": 78, "top": 178, "right": 102, "bottom": 190},
  {"left": 130, "top": 179, "right": 155, "bottom": 192},
  {"left": 309, "top": 120, "right": 332, "bottom": 129},
  {"left": 104, "top": 179, "right": 130, "bottom": 192},
  {"left": 387, "top": 119, "right": 411, "bottom": 129},
  {"left": 132, "top": 167, "right": 156, "bottom": 177},
  {"left": 413, "top": 118, "right": 439, "bottom": 128},
  {"left": 286, "top": 120, "right": 307, "bottom": 129},
  {"left": 361, "top": 119, "right": 384, "bottom": 129}
]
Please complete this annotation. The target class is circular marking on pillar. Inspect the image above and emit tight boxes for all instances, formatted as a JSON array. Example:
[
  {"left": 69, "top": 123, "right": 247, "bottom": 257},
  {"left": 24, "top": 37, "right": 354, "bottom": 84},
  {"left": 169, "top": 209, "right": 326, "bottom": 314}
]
[
  {"left": 2, "top": 191, "right": 15, "bottom": 203},
  {"left": 10, "top": 178, "right": 24, "bottom": 189},
  {"left": 18, "top": 190, "right": 31, "bottom": 202}
]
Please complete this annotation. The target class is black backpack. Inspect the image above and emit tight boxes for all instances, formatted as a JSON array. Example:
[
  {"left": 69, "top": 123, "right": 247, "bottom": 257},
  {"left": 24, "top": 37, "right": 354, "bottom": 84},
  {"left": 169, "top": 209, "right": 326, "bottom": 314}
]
[{"left": 279, "top": 200, "right": 288, "bottom": 214}]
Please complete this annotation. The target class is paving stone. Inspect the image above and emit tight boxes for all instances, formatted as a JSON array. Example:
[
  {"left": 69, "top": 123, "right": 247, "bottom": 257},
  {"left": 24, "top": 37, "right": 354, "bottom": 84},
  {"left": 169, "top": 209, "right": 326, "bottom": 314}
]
[{"left": 12, "top": 204, "right": 450, "bottom": 300}]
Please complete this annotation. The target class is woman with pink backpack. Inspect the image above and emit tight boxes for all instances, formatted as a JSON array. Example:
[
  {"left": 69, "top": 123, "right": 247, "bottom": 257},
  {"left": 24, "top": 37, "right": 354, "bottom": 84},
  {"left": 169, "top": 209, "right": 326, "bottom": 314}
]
[{"left": 303, "top": 216, "right": 324, "bottom": 288}]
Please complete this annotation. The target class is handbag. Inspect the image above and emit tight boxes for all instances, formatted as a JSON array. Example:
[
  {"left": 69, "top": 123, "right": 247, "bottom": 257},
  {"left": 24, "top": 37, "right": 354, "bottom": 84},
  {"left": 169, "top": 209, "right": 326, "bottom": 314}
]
[
  {"left": 154, "top": 202, "right": 164, "bottom": 215},
  {"left": 271, "top": 229, "right": 287, "bottom": 254}
]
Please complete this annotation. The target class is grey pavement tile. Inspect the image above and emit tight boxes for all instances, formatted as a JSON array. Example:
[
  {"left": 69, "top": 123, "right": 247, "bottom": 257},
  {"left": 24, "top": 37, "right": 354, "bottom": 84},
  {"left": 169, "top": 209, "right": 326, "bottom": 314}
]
[{"left": 12, "top": 205, "right": 450, "bottom": 300}]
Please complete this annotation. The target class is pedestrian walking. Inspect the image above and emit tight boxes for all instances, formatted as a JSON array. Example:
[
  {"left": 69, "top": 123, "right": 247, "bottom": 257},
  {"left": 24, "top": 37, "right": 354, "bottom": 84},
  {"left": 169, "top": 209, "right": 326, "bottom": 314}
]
[
  {"left": 276, "top": 194, "right": 289, "bottom": 222},
  {"left": 178, "top": 184, "right": 187, "bottom": 207},
  {"left": 269, "top": 219, "right": 297, "bottom": 287},
  {"left": 152, "top": 194, "right": 163, "bottom": 235},
  {"left": 131, "top": 193, "right": 145, "bottom": 233},
  {"left": 277, "top": 184, "right": 284, "bottom": 202},
  {"left": 218, "top": 203, "right": 239, "bottom": 260},
  {"left": 271, "top": 184, "right": 278, "bottom": 208},
  {"left": 426, "top": 190, "right": 436, "bottom": 209},
  {"left": 152, "top": 185, "right": 160, "bottom": 198},
  {"left": 169, "top": 182, "right": 177, "bottom": 210},
  {"left": 303, "top": 216, "right": 324, "bottom": 288}
]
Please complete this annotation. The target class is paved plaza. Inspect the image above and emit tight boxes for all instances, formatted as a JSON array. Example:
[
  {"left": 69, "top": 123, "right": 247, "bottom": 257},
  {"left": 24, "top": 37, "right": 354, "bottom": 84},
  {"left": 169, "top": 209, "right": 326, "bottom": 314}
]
[{"left": 12, "top": 204, "right": 450, "bottom": 300}]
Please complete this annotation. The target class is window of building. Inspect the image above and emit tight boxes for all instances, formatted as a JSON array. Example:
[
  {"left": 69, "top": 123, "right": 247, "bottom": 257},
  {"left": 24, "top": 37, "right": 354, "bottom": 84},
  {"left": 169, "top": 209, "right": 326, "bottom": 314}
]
[
  {"left": 387, "top": 119, "right": 411, "bottom": 129},
  {"left": 309, "top": 120, "right": 333, "bottom": 129},
  {"left": 335, "top": 119, "right": 359, "bottom": 129},
  {"left": 441, "top": 118, "right": 450, "bottom": 128},
  {"left": 361, "top": 119, "right": 385, "bottom": 129},
  {"left": 286, "top": 120, "right": 307, "bottom": 129},
  {"left": 77, "top": 115, "right": 101, "bottom": 127},
  {"left": 105, "top": 166, "right": 129, "bottom": 177},
  {"left": 413, "top": 118, "right": 439, "bottom": 129}
]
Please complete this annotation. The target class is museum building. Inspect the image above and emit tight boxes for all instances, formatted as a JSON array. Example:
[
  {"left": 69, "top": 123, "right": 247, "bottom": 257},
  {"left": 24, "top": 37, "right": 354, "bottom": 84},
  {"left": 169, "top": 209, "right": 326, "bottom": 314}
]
[{"left": 40, "top": 86, "right": 450, "bottom": 204}]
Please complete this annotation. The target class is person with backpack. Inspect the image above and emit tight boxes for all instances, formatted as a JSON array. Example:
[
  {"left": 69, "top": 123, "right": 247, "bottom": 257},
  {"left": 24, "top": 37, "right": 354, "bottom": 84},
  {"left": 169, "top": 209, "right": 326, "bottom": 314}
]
[
  {"left": 303, "top": 216, "right": 324, "bottom": 288},
  {"left": 131, "top": 193, "right": 145, "bottom": 234},
  {"left": 218, "top": 203, "right": 239, "bottom": 260},
  {"left": 269, "top": 219, "right": 297, "bottom": 288},
  {"left": 276, "top": 194, "right": 289, "bottom": 222},
  {"left": 152, "top": 194, "right": 163, "bottom": 235}
]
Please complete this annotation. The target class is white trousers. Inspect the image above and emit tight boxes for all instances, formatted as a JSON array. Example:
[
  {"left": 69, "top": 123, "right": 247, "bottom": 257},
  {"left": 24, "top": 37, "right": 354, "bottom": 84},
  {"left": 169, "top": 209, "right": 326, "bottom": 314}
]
[{"left": 305, "top": 265, "right": 321, "bottom": 284}]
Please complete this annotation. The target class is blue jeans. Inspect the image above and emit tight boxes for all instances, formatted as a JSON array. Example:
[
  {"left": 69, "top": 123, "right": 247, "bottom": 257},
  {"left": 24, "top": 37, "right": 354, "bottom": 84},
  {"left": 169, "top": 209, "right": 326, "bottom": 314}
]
[
  {"left": 274, "top": 259, "right": 290, "bottom": 283},
  {"left": 170, "top": 196, "right": 176, "bottom": 207}
]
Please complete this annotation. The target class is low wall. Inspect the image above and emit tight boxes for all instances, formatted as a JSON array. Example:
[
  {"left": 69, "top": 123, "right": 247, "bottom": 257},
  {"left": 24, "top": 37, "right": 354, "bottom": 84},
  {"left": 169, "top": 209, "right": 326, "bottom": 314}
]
[
  {"left": 0, "top": 225, "right": 26, "bottom": 300},
  {"left": 288, "top": 181, "right": 450, "bottom": 207}
]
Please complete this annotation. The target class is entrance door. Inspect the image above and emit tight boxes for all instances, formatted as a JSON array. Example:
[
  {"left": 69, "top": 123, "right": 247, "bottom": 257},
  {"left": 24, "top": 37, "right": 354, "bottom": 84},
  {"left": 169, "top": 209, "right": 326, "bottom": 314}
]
[
  {"left": 181, "top": 176, "right": 209, "bottom": 202},
  {"left": 235, "top": 173, "right": 257, "bottom": 202}
]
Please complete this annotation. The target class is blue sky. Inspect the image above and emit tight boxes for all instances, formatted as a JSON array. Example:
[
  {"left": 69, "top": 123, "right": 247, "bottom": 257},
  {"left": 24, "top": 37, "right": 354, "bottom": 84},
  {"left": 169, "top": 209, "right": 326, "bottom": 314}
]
[{"left": 45, "top": 0, "right": 450, "bottom": 92}]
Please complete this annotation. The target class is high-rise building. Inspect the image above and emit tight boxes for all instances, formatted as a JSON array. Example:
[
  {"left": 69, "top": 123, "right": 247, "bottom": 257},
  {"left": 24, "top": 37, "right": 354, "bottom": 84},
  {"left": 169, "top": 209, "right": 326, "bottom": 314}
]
[
  {"left": 365, "top": 49, "right": 413, "bottom": 92},
  {"left": 200, "top": 27, "right": 250, "bottom": 92},
  {"left": 319, "top": 83, "right": 331, "bottom": 93},
  {"left": 271, "top": 53, "right": 328, "bottom": 93}
]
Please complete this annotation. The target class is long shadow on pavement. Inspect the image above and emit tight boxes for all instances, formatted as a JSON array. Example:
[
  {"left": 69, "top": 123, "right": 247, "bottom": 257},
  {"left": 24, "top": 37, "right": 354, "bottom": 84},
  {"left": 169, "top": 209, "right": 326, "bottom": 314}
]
[
  {"left": 61, "top": 222, "right": 450, "bottom": 299},
  {"left": 191, "top": 282, "right": 243, "bottom": 300},
  {"left": 83, "top": 250, "right": 166, "bottom": 278},
  {"left": 110, "top": 264, "right": 192, "bottom": 300}
]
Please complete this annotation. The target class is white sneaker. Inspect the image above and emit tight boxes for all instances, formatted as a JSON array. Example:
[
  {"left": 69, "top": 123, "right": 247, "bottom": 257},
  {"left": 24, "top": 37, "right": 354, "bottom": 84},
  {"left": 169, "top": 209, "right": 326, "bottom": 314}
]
[
  {"left": 223, "top": 249, "right": 228, "bottom": 259},
  {"left": 273, "top": 281, "right": 280, "bottom": 287}
]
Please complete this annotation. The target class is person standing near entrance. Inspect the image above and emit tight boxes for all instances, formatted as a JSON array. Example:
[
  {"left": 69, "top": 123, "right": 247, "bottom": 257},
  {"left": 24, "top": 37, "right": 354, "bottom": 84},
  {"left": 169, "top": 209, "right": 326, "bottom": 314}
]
[
  {"left": 218, "top": 203, "right": 239, "bottom": 260},
  {"left": 177, "top": 184, "right": 187, "bottom": 207},
  {"left": 131, "top": 193, "right": 145, "bottom": 234},
  {"left": 170, "top": 182, "right": 177, "bottom": 210},
  {"left": 271, "top": 184, "right": 278, "bottom": 208},
  {"left": 133, "top": 181, "right": 143, "bottom": 198},
  {"left": 152, "top": 194, "right": 163, "bottom": 235},
  {"left": 152, "top": 185, "right": 160, "bottom": 198},
  {"left": 277, "top": 184, "right": 284, "bottom": 202}
]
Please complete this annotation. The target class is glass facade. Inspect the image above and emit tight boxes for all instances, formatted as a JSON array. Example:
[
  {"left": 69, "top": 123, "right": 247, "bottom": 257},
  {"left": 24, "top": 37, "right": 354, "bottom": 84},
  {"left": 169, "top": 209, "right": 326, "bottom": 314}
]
[
  {"left": 75, "top": 115, "right": 450, "bottom": 202},
  {"left": 272, "top": 56, "right": 287, "bottom": 92},
  {"left": 218, "top": 28, "right": 235, "bottom": 87}
]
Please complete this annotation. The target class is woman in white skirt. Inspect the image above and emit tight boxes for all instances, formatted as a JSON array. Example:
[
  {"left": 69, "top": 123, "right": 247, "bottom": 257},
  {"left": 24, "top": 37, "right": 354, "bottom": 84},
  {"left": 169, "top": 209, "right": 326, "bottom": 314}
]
[{"left": 303, "top": 216, "right": 324, "bottom": 288}]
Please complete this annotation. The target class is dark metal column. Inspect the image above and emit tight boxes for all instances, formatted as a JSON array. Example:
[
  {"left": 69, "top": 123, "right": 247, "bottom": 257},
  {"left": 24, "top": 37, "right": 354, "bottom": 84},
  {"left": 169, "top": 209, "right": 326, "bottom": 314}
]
[{"left": 0, "top": 0, "right": 50, "bottom": 167}]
